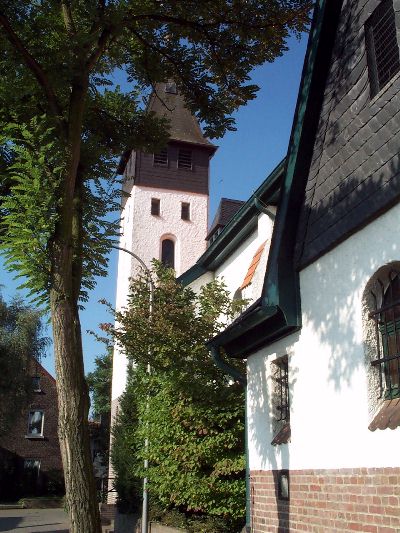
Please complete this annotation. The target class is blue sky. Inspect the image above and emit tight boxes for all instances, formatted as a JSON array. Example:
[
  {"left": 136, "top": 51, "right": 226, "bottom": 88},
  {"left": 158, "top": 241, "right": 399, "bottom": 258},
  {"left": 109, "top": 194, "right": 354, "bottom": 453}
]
[{"left": 0, "top": 34, "right": 308, "bottom": 377}]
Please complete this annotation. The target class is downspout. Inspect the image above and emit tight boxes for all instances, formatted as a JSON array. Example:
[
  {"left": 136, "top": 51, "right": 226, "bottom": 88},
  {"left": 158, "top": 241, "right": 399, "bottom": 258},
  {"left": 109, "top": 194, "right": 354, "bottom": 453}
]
[{"left": 209, "top": 346, "right": 251, "bottom": 533}]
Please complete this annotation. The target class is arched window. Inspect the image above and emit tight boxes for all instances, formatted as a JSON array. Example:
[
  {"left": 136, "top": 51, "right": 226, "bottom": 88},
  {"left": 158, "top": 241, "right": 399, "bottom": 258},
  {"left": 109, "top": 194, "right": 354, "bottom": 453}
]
[
  {"left": 370, "top": 269, "right": 400, "bottom": 399},
  {"left": 161, "top": 239, "right": 175, "bottom": 269}
]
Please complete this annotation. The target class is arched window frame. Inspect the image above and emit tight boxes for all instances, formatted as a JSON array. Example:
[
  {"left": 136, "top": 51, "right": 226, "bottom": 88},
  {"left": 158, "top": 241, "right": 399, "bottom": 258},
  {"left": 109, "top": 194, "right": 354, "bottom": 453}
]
[
  {"left": 369, "top": 268, "right": 400, "bottom": 400},
  {"left": 160, "top": 235, "right": 176, "bottom": 270}
]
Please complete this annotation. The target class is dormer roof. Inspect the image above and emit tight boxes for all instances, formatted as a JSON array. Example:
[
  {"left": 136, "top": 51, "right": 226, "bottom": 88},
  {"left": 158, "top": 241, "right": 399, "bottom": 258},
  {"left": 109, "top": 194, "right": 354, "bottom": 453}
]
[{"left": 206, "top": 198, "right": 246, "bottom": 241}]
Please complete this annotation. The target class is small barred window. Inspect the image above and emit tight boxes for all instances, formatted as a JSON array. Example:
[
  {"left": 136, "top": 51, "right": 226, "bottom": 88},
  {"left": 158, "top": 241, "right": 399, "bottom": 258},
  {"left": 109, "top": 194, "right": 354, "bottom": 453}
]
[
  {"left": 365, "top": 0, "right": 400, "bottom": 97},
  {"left": 178, "top": 149, "right": 192, "bottom": 169},
  {"left": 273, "top": 356, "right": 290, "bottom": 423},
  {"left": 271, "top": 355, "right": 291, "bottom": 446},
  {"left": 370, "top": 269, "right": 400, "bottom": 399}
]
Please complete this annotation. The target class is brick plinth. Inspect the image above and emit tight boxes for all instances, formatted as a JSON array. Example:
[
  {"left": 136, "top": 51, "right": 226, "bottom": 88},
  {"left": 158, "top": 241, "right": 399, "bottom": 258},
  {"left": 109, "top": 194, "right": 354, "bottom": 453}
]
[{"left": 250, "top": 467, "right": 400, "bottom": 532}]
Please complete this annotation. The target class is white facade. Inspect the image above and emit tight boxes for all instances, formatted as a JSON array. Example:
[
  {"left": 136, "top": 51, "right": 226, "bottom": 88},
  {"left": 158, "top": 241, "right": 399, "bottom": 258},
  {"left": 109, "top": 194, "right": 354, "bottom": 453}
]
[
  {"left": 247, "top": 202, "right": 400, "bottom": 473},
  {"left": 190, "top": 210, "right": 275, "bottom": 306}
]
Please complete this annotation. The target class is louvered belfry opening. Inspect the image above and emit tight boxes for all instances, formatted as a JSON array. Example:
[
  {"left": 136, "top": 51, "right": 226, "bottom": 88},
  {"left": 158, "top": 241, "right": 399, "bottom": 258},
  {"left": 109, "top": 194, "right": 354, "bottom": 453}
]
[
  {"left": 178, "top": 149, "right": 192, "bottom": 169},
  {"left": 370, "top": 270, "right": 400, "bottom": 400},
  {"left": 153, "top": 148, "right": 168, "bottom": 167},
  {"left": 365, "top": 0, "right": 400, "bottom": 97}
]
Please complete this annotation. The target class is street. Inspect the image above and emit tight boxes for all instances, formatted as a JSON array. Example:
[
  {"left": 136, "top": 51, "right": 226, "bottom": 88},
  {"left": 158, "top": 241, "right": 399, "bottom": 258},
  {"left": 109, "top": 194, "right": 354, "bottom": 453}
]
[{"left": 0, "top": 508, "right": 69, "bottom": 532}]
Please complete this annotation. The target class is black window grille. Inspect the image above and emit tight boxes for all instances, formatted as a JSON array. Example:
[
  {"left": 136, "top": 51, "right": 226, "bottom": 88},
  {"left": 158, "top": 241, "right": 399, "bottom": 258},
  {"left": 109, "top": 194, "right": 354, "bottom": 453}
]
[
  {"left": 365, "top": 0, "right": 400, "bottom": 97},
  {"left": 370, "top": 270, "right": 400, "bottom": 399},
  {"left": 273, "top": 356, "right": 289, "bottom": 422},
  {"left": 181, "top": 202, "right": 190, "bottom": 221},
  {"left": 153, "top": 149, "right": 168, "bottom": 167},
  {"left": 178, "top": 149, "right": 192, "bottom": 169},
  {"left": 161, "top": 239, "right": 175, "bottom": 269},
  {"left": 151, "top": 198, "right": 160, "bottom": 216}
]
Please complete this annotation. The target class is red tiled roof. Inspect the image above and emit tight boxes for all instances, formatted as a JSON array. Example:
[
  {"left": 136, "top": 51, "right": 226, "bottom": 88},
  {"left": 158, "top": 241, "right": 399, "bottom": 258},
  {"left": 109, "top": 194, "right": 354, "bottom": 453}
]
[
  {"left": 368, "top": 398, "right": 400, "bottom": 431},
  {"left": 240, "top": 241, "right": 267, "bottom": 290}
]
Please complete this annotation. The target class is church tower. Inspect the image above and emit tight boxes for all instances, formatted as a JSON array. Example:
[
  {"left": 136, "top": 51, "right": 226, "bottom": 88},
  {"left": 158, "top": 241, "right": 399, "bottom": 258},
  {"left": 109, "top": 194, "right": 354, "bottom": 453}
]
[{"left": 109, "top": 82, "right": 217, "bottom": 460}]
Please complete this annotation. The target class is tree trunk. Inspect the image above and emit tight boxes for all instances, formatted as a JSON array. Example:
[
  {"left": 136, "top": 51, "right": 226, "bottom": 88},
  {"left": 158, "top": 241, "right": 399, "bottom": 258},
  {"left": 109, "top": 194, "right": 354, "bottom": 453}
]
[{"left": 51, "top": 286, "right": 101, "bottom": 533}]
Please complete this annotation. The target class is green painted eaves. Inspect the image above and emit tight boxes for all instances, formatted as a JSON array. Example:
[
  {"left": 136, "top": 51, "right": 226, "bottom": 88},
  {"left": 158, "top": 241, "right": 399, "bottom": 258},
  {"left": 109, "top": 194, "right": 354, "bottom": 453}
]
[
  {"left": 177, "top": 158, "right": 284, "bottom": 285},
  {"left": 207, "top": 0, "right": 344, "bottom": 358}
]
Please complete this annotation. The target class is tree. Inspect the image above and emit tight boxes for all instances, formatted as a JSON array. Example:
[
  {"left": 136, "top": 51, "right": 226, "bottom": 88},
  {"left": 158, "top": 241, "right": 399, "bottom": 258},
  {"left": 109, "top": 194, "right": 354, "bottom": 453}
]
[
  {"left": 111, "top": 264, "right": 246, "bottom": 531},
  {"left": 87, "top": 348, "right": 112, "bottom": 420},
  {"left": 0, "top": 2, "right": 311, "bottom": 531},
  {"left": 0, "top": 293, "right": 48, "bottom": 435}
]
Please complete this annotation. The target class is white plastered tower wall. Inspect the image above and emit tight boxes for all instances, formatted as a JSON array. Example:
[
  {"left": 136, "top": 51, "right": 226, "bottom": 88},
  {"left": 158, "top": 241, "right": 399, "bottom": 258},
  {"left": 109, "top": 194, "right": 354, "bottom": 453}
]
[
  {"left": 247, "top": 201, "right": 400, "bottom": 476},
  {"left": 111, "top": 180, "right": 209, "bottom": 404},
  {"left": 107, "top": 81, "right": 215, "bottom": 502}
]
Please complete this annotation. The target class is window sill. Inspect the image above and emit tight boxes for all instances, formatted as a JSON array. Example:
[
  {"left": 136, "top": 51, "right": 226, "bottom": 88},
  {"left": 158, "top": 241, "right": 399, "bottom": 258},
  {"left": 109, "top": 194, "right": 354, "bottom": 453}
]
[
  {"left": 25, "top": 435, "right": 45, "bottom": 440},
  {"left": 368, "top": 397, "right": 400, "bottom": 431},
  {"left": 271, "top": 422, "right": 291, "bottom": 446}
]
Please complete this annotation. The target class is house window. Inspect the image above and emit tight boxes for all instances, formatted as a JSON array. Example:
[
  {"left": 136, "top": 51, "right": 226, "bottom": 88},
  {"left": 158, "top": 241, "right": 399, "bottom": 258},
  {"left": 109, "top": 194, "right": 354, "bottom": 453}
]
[
  {"left": 370, "top": 270, "right": 400, "bottom": 399},
  {"left": 365, "top": 0, "right": 400, "bottom": 97},
  {"left": 27, "top": 410, "right": 44, "bottom": 437},
  {"left": 153, "top": 149, "right": 168, "bottom": 167},
  {"left": 24, "top": 459, "right": 41, "bottom": 476},
  {"left": 181, "top": 202, "right": 190, "bottom": 221},
  {"left": 32, "top": 376, "right": 41, "bottom": 392},
  {"left": 161, "top": 239, "right": 175, "bottom": 269},
  {"left": 178, "top": 149, "right": 192, "bottom": 169},
  {"left": 151, "top": 198, "right": 160, "bottom": 216}
]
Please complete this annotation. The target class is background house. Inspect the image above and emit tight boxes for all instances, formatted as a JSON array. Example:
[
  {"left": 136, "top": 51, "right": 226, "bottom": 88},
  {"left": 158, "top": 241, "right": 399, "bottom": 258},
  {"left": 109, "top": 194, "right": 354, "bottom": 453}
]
[{"left": 0, "top": 359, "right": 63, "bottom": 500}]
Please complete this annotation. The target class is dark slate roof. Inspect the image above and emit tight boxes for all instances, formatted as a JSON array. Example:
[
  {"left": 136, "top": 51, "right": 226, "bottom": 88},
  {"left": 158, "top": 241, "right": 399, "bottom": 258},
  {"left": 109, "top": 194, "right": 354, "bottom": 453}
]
[
  {"left": 148, "top": 83, "right": 216, "bottom": 149},
  {"left": 206, "top": 198, "right": 245, "bottom": 241},
  {"left": 294, "top": 0, "right": 400, "bottom": 269},
  {"left": 117, "top": 82, "right": 216, "bottom": 175}
]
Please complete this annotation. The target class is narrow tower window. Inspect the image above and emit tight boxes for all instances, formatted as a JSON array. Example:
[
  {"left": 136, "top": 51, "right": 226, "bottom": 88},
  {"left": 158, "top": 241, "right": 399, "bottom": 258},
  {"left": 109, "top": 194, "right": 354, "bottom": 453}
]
[
  {"left": 161, "top": 239, "right": 175, "bottom": 269},
  {"left": 365, "top": 0, "right": 400, "bottom": 97},
  {"left": 151, "top": 198, "right": 160, "bottom": 216},
  {"left": 181, "top": 202, "right": 190, "bottom": 221},
  {"left": 178, "top": 149, "right": 192, "bottom": 169},
  {"left": 154, "top": 149, "right": 168, "bottom": 167}
]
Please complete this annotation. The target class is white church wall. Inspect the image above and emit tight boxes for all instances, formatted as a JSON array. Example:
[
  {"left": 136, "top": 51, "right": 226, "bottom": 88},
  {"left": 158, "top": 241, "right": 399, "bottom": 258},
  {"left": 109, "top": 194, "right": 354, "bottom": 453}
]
[
  {"left": 214, "top": 211, "right": 274, "bottom": 303},
  {"left": 247, "top": 202, "right": 400, "bottom": 473}
]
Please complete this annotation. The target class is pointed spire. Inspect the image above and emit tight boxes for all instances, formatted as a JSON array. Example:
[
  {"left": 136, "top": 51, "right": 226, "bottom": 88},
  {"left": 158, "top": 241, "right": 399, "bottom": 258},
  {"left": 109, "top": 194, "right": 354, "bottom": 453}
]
[{"left": 148, "top": 82, "right": 217, "bottom": 151}]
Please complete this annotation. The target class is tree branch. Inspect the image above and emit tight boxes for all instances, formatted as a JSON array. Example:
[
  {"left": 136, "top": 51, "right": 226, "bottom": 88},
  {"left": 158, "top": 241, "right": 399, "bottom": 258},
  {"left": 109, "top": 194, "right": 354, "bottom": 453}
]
[
  {"left": 0, "top": 12, "right": 64, "bottom": 126},
  {"left": 86, "top": 27, "right": 112, "bottom": 71},
  {"left": 61, "top": 1, "right": 77, "bottom": 36},
  {"left": 126, "top": 10, "right": 307, "bottom": 33}
]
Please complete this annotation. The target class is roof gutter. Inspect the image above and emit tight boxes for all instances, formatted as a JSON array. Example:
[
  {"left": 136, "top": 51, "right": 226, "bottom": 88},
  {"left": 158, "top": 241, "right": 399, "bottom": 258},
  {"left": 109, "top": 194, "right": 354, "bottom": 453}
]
[{"left": 206, "top": 0, "right": 344, "bottom": 359}]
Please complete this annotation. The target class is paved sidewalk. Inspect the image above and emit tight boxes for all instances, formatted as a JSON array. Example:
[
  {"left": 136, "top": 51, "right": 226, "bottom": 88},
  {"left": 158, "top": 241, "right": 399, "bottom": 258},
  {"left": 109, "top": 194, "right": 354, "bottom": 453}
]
[{"left": 0, "top": 508, "right": 69, "bottom": 532}]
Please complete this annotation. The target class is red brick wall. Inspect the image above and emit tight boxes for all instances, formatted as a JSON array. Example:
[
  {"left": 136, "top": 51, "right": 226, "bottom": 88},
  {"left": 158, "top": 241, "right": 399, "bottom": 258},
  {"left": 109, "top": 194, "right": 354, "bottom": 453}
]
[
  {"left": 0, "top": 361, "right": 62, "bottom": 475},
  {"left": 250, "top": 467, "right": 400, "bottom": 532}
]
